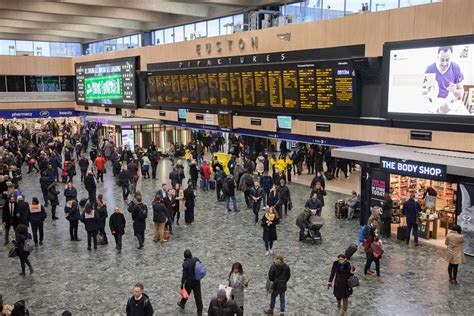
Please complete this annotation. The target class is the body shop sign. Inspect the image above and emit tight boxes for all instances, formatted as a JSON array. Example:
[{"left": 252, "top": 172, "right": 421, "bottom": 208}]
[{"left": 380, "top": 157, "right": 446, "bottom": 180}]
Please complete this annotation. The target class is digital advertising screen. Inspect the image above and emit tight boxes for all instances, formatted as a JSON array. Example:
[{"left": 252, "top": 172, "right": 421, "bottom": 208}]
[
  {"left": 387, "top": 43, "right": 474, "bottom": 117},
  {"left": 277, "top": 115, "right": 292, "bottom": 130},
  {"left": 75, "top": 57, "right": 137, "bottom": 107},
  {"left": 121, "top": 129, "right": 135, "bottom": 150}
]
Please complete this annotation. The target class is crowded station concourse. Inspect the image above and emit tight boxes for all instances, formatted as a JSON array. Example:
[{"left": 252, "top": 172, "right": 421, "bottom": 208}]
[{"left": 1, "top": 0, "right": 474, "bottom": 315}]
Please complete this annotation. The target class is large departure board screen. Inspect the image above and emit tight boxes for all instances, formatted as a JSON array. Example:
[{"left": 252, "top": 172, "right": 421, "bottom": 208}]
[
  {"left": 147, "top": 58, "right": 357, "bottom": 116},
  {"left": 75, "top": 57, "right": 137, "bottom": 107}
]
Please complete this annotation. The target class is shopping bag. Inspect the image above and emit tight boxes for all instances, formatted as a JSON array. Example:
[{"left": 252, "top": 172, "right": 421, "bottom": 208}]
[
  {"left": 218, "top": 284, "right": 232, "bottom": 300},
  {"left": 181, "top": 288, "right": 189, "bottom": 299}
]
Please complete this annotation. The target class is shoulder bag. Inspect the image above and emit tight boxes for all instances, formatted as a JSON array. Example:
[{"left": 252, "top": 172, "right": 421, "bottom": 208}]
[{"left": 348, "top": 275, "right": 359, "bottom": 288}]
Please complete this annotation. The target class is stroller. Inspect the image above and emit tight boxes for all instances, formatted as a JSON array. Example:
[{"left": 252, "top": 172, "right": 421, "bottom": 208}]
[{"left": 302, "top": 215, "right": 323, "bottom": 244}]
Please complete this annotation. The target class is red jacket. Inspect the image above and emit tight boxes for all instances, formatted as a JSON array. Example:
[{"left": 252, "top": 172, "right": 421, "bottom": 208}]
[
  {"left": 94, "top": 156, "right": 107, "bottom": 171},
  {"left": 201, "top": 163, "right": 211, "bottom": 180}
]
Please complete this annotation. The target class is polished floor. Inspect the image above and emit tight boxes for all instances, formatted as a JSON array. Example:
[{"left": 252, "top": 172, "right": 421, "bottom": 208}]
[{"left": 0, "top": 159, "right": 472, "bottom": 315}]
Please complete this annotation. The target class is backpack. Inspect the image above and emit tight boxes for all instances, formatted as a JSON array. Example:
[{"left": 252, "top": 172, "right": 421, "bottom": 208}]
[
  {"left": 194, "top": 260, "right": 207, "bottom": 281},
  {"left": 222, "top": 179, "right": 230, "bottom": 194},
  {"left": 362, "top": 225, "right": 372, "bottom": 240},
  {"left": 358, "top": 226, "right": 365, "bottom": 243}
]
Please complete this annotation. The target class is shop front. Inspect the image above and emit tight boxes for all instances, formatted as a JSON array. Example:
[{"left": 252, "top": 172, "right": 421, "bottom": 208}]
[{"left": 333, "top": 144, "right": 474, "bottom": 253}]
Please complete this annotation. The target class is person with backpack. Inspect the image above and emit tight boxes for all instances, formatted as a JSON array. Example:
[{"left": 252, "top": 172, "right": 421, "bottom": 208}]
[
  {"left": 214, "top": 167, "right": 226, "bottom": 201},
  {"left": 129, "top": 192, "right": 148, "bottom": 249},
  {"left": 125, "top": 283, "right": 154, "bottom": 316},
  {"left": 363, "top": 218, "right": 383, "bottom": 283},
  {"left": 328, "top": 254, "right": 355, "bottom": 316},
  {"left": 64, "top": 199, "right": 81, "bottom": 241},
  {"left": 224, "top": 175, "right": 238, "bottom": 213},
  {"left": 14, "top": 224, "right": 34, "bottom": 275},
  {"left": 80, "top": 202, "right": 100, "bottom": 251},
  {"left": 264, "top": 253, "right": 291, "bottom": 315},
  {"left": 238, "top": 172, "right": 254, "bottom": 209},
  {"left": 177, "top": 249, "right": 204, "bottom": 315},
  {"left": 27, "top": 197, "right": 47, "bottom": 247}
]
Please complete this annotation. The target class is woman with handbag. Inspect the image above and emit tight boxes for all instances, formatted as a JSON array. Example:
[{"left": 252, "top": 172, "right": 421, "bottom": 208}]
[
  {"left": 262, "top": 207, "right": 280, "bottom": 256},
  {"left": 228, "top": 262, "right": 249, "bottom": 313},
  {"left": 445, "top": 225, "right": 466, "bottom": 284},
  {"left": 14, "top": 224, "right": 34, "bottom": 275},
  {"left": 328, "top": 254, "right": 355, "bottom": 316}
]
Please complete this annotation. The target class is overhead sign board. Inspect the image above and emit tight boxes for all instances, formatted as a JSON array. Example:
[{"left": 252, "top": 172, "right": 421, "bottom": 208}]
[{"left": 380, "top": 157, "right": 447, "bottom": 180}]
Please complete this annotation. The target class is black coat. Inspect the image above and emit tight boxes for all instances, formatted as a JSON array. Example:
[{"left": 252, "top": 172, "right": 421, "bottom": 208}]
[
  {"left": 131, "top": 202, "right": 148, "bottom": 232},
  {"left": 126, "top": 293, "right": 154, "bottom": 316},
  {"left": 47, "top": 185, "right": 60, "bottom": 206},
  {"left": 80, "top": 210, "right": 99, "bottom": 232},
  {"left": 262, "top": 214, "right": 279, "bottom": 242},
  {"left": 152, "top": 202, "right": 167, "bottom": 223},
  {"left": 2, "top": 201, "right": 19, "bottom": 228},
  {"left": 329, "top": 260, "right": 353, "bottom": 299},
  {"left": 207, "top": 298, "right": 243, "bottom": 316},
  {"left": 268, "top": 263, "right": 291, "bottom": 292},
  {"left": 109, "top": 212, "right": 126, "bottom": 235},
  {"left": 311, "top": 188, "right": 327, "bottom": 206},
  {"left": 184, "top": 187, "right": 195, "bottom": 209},
  {"left": 95, "top": 202, "right": 108, "bottom": 230},
  {"left": 65, "top": 201, "right": 81, "bottom": 221},
  {"left": 84, "top": 175, "right": 96, "bottom": 192}
]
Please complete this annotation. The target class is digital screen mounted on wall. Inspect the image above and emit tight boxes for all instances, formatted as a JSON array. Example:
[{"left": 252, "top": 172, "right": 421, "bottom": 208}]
[
  {"left": 387, "top": 40, "right": 474, "bottom": 118},
  {"left": 75, "top": 57, "right": 137, "bottom": 107},
  {"left": 277, "top": 115, "right": 292, "bottom": 130}
]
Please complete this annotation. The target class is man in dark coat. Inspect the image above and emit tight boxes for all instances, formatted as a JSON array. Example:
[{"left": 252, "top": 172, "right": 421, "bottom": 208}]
[
  {"left": 84, "top": 170, "right": 97, "bottom": 204},
  {"left": 264, "top": 253, "right": 291, "bottom": 315},
  {"left": 125, "top": 283, "right": 154, "bottom": 316},
  {"left": 2, "top": 196, "right": 19, "bottom": 245},
  {"left": 169, "top": 168, "right": 180, "bottom": 187},
  {"left": 207, "top": 289, "right": 242, "bottom": 316},
  {"left": 184, "top": 181, "right": 196, "bottom": 224},
  {"left": 402, "top": 191, "right": 422, "bottom": 246},
  {"left": 94, "top": 194, "right": 108, "bottom": 245},
  {"left": 78, "top": 155, "right": 89, "bottom": 182},
  {"left": 130, "top": 193, "right": 147, "bottom": 249},
  {"left": 119, "top": 166, "right": 131, "bottom": 202},
  {"left": 109, "top": 207, "right": 126, "bottom": 252},
  {"left": 177, "top": 249, "right": 203, "bottom": 315}
]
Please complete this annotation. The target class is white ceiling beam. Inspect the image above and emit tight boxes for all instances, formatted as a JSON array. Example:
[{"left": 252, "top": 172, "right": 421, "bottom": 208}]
[
  {"left": 0, "top": 26, "right": 100, "bottom": 40},
  {"left": 0, "top": 19, "right": 120, "bottom": 36},
  {"left": 0, "top": 32, "right": 84, "bottom": 43}
]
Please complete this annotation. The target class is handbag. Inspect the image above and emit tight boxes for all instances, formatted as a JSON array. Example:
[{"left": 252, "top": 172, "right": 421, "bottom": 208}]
[
  {"left": 265, "top": 279, "right": 274, "bottom": 294},
  {"left": 348, "top": 275, "right": 359, "bottom": 288},
  {"left": 24, "top": 238, "right": 34, "bottom": 252},
  {"left": 288, "top": 200, "right": 293, "bottom": 211},
  {"left": 8, "top": 247, "right": 18, "bottom": 258},
  {"left": 96, "top": 232, "right": 105, "bottom": 245}
]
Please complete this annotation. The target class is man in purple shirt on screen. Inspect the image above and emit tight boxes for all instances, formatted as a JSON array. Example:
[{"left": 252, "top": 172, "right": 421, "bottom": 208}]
[{"left": 423, "top": 46, "right": 464, "bottom": 113}]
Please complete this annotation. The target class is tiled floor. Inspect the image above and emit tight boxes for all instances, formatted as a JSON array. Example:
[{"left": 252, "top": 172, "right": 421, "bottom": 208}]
[{"left": 0, "top": 158, "right": 472, "bottom": 315}]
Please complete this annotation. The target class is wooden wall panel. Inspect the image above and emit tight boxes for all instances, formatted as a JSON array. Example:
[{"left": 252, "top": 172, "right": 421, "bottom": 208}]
[
  {"left": 0, "top": 102, "right": 75, "bottom": 110},
  {"left": 365, "top": 11, "right": 390, "bottom": 57},
  {"left": 291, "top": 119, "right": 306, "bottom": 135},
  {"left": 0, "top": 56, "right": 73, "bottom": 75},
  {"left": 413, "top": 3, "right": 444, "bottom": 39},
  {"left": 388, "top": 6, "right": 415, "bottom": 42},
  {"left": 342, "top": 13, "right": 368, "bottom": 45},
  {"left": 441, "top": 0, "right": 473, "bottom": 37}
]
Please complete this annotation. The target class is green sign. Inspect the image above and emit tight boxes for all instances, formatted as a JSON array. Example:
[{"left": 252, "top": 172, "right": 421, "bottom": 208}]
[{"left": 84, "top": 74, "right": 123, "bottom": 100}]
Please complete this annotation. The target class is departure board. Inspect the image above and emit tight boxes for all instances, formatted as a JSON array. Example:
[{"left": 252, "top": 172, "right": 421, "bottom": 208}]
[
  {"left": 242, "top": 71, "right": 255, "bottom": 106},
  {"left": 218, "top": 72, "right": 231, "bottom": 105},
  {"left": 188, "top": 74, "right": 199, "bottom": 104},
  {"left": 163, "top": 75, "right": 172, "bottom": 103},
  {"left": 230, "top": 72, "right": 243, "bottom": 106},
  {"left": 148, "top": 76, "right": 157, "bottom": 103},
  {"left": 298, "top": 65, "right": 316, "bottom": 109},
  {"left": 316, "top": 68, "right": 334, "bottom": 110},
  {"left": 268, "top": 70, "right": 283, "bottom": 108},
  {"left": 282, "top": 69, "right": 298, "bottom": 108},
  {"left": 198, "top": 74, "right": 209, "bottom": 105},
  {"left": 179, "top": 74, "right": 189, "bottom": 103},
  {"left": 208, "top": 73, "right": 219, "bottom": 105},
  {"left": 156, "top": 76, "right": 164, "bottom": 103},
  {"left": 335, "top": 68, "right": 353, "bottom": 107},
  {"left": 254, "top": 71, "right": 269, "bottom": 107},
  {"left": 171, "top": 75, "right": 181, "bottom": 104}
]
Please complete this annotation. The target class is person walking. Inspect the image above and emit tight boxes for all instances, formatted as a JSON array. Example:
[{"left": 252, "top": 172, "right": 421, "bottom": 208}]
[
  {"left": 402, "top": 191, "right": 422, "bottom": 246},
  {"left": 363, "top": 218, "right": 383, "bottom": 283},
  {"left": 264, "top": 253, "right": 291, "bottom": 315},
  {"left": 95, "top": 194, "right": 108, "bottom": 245},
  {"left": 177, "top": 249, "right": 204, "bottom": 315},
  {"left": 310, "top": 182, "right": 326, "bottom": 211},
  {"left": 47, "top": 182, "right": 60, "bottom": 220},
  {"left": 80, "top": 202, "right": 99, "bottom": 251},
  {"left": 277, "top": 179, "right": 291, "bottom": 216},
  {"left": 267, "top": 185, "right": 282, "bottom": 218},
  {"left": 164, "top": 189, "right": 176, "bottom": 234},
  {"left": 39, "top": 171, "right": 50, "bottom": 206},
  {"left": 328, "top": 254, "right": 355, "bottom": 316},
  {"left": 152, "top": 196, "right": 167, "bottom": 243},
  {"left": 200, "top": 161, "right": 211, "bottom": 191},
  {"left": 445, "top": 225, "right": 466, "bottom": 284},
  {"left": 13, "top": 224, "right": 33, "bottom": 275},
  {"left": 78, "top": 154, "right": 89, "bottom": 182},
  {"left": 84, "top": 170, "right": 97, "bottom": 205},
  {"left": 109, "top": 207, "right": 126, "bottom": 253},
  {"left": 141, "top": 154, "right": 151, "bottom": 179},
  {"left": 63, "top": 182, "right": 77, "bottom": 202},
  {"left": 184, "top": 181, "right": 196, "bottom": 224},
  {"left": 94, "top": 154, "right": 107, "bottom": 183},
  {"left": 130, "top": 192, "right": 148, "bottom": 249},
  {"left": 173, "top": 183, "right": 184, "bottom": 226},
  {"left": 119, "top": 165, "right": 131, "bottom": 202},
  {"left": 223, "top": 175, "right": 238, "bottom": 213},
  {"left": 189, "top": 160, "right": 199, "bottom": 189},
  {"left": 125, "top": 283, "right": 154, "bottom": 316},
  {"left": 64, "top": 199, "right": 81, "bottom": 241},
  {"left": 2, "top": 195, "right": 19, "bottom": 245},
  {"left": 262, "top": 207, "right": 280, "bottom": 256},
  {"left": 228, "top": 262, "right": 249, "bottom": 313},
  {"left": 27, "top": 197, "right": 47, "bottom": 247},
  {"left": 207, "top": 289, "right": 243, "bottom": 316},
  {"left": 250, "top": 181, "right": 264, "bottom": 224}
]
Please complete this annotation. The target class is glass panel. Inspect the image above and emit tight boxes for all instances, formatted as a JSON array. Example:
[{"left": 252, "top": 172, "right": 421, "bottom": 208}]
[
  {"left": 42, "top": 76, "right": 60, "bottom": 92},
  {"left": 195, "top": 21, "right": 207, "bottom": 38},
  {"left": 373, "top": 0, "right": 399, "bottom": 11},
  {"left": 137, "top": 34, "right": 142, "bottom": 47},
  {"left": 233, "top": 14, "right": 244, "bottom": 30},
  {"left": 0, "top": 40, "right": 16, "bottom": 56},
  {"left": 184, "top": 24, "right": 195, "bottom": 41},
  {"left": 25, "top": 76, "right": 43, "bottom": 92},
  {"left": 174, "top": 26, "right": 184, "bottom": 42},
  {"left": 69, "top": 43, "right": 83, "bottom": 56},
  {"left": 60, "top": 76, "right": 75, "bottom": 91},
  {"left": 96, "top": 41, "right": 104, "bottom": 53},
  {"left": 6, "top": 76, "right": 25, "bottom": 92},
  {"left": 345, "top": 2, "right": 367, "bottom": 14},
  {"left": 154, "top": 30, "right": 164, "bottom": 44},
  {"left": 33, "top": 42, "right": 50, "bottom": 56},
  {"left": 116, "top": 37, "right": 124, "bottom": 50},
  {"left": 323, "top": 0, "right": 345, "bottom": 19},
  {"left": 219, "top": 16, "right": 232, "bottom": 35},
  {"left": 164, "top": 28, "right": 174, "bottom": 43},
  {"left": 50, "top": 42, "right": 66, "bottom": 56},
  {"left": 15, "top": 41, "right": 33, "bottom": 54},
  {"left": 130, "top": 34, "right": 139, "bottom": 48},
  {"left": 400, "top": 0, "right": 431, "bottom": 8},
  {"left": 207, "top": 19, "right": 220, "bottom": 37},
  {"left": 123, "top": 36, "right": 131, "bottom": 48}
]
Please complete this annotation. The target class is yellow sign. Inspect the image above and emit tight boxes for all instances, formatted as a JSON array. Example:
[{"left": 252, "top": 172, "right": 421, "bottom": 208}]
[{"left": 213, "top": 152, "right": 231, "bottom": 174}]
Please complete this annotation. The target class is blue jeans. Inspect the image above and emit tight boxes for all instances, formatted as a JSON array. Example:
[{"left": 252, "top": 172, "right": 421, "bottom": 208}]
[
  {"left": 201, "top": 179, "right": 209, "bottom": 191},
  {"left": 270, "top": 291, "right": 285, "bottom": 312},
  {"left": 264, "top": 240, "right": 273, "bottom": 251},
  {"left": 226, "top": 195, "right": 237, "bottom": 210},
  {"left": 406, "top": 222, "right": 419, "bottom": 243}
]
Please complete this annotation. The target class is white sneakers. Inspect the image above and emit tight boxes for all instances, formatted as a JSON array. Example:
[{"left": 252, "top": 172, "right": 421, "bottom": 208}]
[{"left": 265, "top": 251, "right": 269, "bottom": 256}]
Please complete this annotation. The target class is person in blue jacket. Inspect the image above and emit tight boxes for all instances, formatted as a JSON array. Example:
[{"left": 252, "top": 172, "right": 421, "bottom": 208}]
[
  {"left": 27, "top": 197, "right": 47, "bottom": 247},
  {"left": 80, "top": 202, "right": 99, "bottom": 250},
  {"left": 402, "top": 191, "right": 422, "bottom": 246},
  {"left": 65, "top": 199, "right": 81, "bottom": 241}
]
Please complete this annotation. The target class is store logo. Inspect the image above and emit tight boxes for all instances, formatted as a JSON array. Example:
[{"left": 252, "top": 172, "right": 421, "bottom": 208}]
[{"left": 39, "top": 110, "right": 50, "bottom": 117}]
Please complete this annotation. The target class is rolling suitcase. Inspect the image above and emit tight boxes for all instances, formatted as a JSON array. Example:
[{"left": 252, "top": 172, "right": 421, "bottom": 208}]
[
  {"left": 397, "top": 225, "right": 407, "bottom": 241},
  {"left": 345, "top": 243, "right": 358, "bottom": 260},
  {"left": 335, "top": 200, "right": 344, "bottom": 218},
  {"left": 209, "top": 180, "right": 216, "bottom": 190}
]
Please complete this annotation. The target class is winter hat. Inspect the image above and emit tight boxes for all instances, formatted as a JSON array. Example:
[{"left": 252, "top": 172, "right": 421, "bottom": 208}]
[{"left": 217, "top": 289, "right": 227, "bottom": 300}]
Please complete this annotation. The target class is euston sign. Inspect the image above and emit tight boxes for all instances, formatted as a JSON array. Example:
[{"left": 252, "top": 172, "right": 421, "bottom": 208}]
[{"left": 380, "top": 157, "right": 447, "bottom": 180}]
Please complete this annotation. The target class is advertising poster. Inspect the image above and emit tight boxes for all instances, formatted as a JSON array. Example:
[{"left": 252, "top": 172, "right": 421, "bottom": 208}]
[
  {"left": 121, "top": 129, "right": 135, "bottom": 151},
  {"left": 370, "top": 169, "right": 387, "bottom": 208},
  {"left": 388, "top": 44, "right": 474, "bottom": 116},
  {"left": 459, "top": 183, "right": 474, "bottom": 256}
]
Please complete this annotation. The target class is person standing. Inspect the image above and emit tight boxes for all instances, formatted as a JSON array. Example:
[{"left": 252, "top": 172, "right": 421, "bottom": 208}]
[
  {"left": 78, "top": 154, "right": 89, "bottom": 183},
  {"left": 264, "top": 253, "right": 291, "bottom": 315},
  {"left": 2, "top": 196, "right": 19, "bottom": 245},
  {"left": 224, "top": 175, "right": 238, "bottom": 213},
  {"left": 250, "top": 181, "right": 264, "bottom": 224},
  {"left": 445, "top": 225, "right": 466, "bottom": 284},
  {"left": 119, "top": 165, "right": 131, "bottom": 202},
  {"left": 262, "top": 207, "right": 280, "bottom": 256},
  {"left": 152, "top": 196, "right": 167, "bottom": 243},
  {"left": 260, "top": 171, "right": 273, "bottom": 206},
  {"left": 47, "top": 182, "right": 60, "bottom": 220},
  {"left": 363, "top": 218, "right": 383, "bottom": 282},
  {"left": 84, "top": 170, "right": 97, "bottom": 205},
  {"left": 173, "top": 183, "right": 184, "bottom": 226},
  {"left": 177, "top": 249, "right": 203, "bottom": 315},
  {"left": 207, "top": 289, "right": 243, "bottom": 316},
  {"left": 95, "top": 194, "right": 108, "bottom": 245},
  {"left": 109, "top": 207, "right": 126, "bottom": 253},
  {"left": 80, "top": 202, "right": 99, "bottom": 251},
  {"left": 164, "top": 189, "right": 176, "bottom": 235},
  {"left": 328, "top": 254, "right": 355, "bottom": 316},
  {"left": 228, "top": 262, "right": 249, "bottom": 313},
  {"left": 14, "top": 224, "right": 33, "bottom": 275},
  {"left": 64, "top": 199, "right": 81, "bottom": 241},
  {"left": 381, "top": 193, "right": 393, "bottom": 238},
  {"left": 125, "top": 283, "right": 154, "bottom": 316},
  {"left": 63, "top": 182, "right": 78, "bottom": 202},
  {"left": 200, "top": 161, "right": 211, "bottom": 191},
  {"left": 39, "top": 171, "right": 50, "bottom": 206},
  {"left": 27, "top": 197, "right": 47, "bottom": 247},
  {"left": 189, "top": 160, "right": 199, "bottom": 189},
  {"left": 402, "top": 191, "right": 422, "bottom": 246},
  {"left": 277, "top": 179, "right": 291, "bottom": 216},
  {"left": 94, "top": 154, "right": 107, "bottom": 183},
  {"left": 310, "top": 182, "right": 326, "bottom": 211},
  {"left": 130, "top": 192, "right": 148, "bottom": 249},
  {"left": 150, "top": 149, "right": 159, "bottom": 180},
  {"left": 184, "top": 181, "right": 196, "bottom": 225},
  {"left": 141, "top": 154, "right": 151, "bottom": 179}
]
